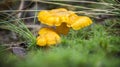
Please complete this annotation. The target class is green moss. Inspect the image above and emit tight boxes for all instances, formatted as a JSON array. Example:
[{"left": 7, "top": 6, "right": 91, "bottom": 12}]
[{"left": 2, "top": 23, "right": 118, "bottom": 67}]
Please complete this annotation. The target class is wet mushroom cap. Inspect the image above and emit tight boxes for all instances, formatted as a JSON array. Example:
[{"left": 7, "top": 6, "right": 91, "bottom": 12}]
[
  {"left": 38, "top": 8, "right": 75, "bottom": 26},
  {"left": 38, "top": 8, "right": 92, "bottom": 30},
  {"left": 70, "top": 16, "right": 92, "bottom": 30},
  {"left": 37, "top": 28, "right": 61, "bottom": 46}
]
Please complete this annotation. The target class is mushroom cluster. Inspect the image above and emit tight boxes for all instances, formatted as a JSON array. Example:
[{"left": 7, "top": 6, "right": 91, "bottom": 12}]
[{"left": 37, "top": 8, "right": 92, "bottom": 46}]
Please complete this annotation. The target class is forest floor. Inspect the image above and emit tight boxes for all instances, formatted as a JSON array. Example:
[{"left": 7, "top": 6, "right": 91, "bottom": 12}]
[{"left": 0, "top": 0, "right": 120, "bottom": 67}]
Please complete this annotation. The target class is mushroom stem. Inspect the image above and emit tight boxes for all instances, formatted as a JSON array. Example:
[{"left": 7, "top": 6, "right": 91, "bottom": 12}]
[{"left": 55, "top": 23, "right": 69, "bottom": 35}]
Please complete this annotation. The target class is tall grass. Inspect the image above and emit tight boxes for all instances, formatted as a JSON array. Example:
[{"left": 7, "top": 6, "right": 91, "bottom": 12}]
[{"left": 0, "top": 13, "right": 36, "bottom": 48}]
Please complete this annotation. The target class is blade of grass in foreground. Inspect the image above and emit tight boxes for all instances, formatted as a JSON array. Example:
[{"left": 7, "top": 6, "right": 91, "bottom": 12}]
[{"left": 0, "top": 15, "right": 36, "bottom": 48}]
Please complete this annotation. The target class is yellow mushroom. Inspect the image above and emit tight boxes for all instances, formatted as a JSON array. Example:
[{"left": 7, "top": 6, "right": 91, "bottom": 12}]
[
  {"left": 37, "top": 28, "right": 61, "bottom": 46},
  {"left": 37, "top": 8, "right": 93, "bottom": 46},
  {"left": 38, "top": 8, "right": 92, "bottom": 30}
]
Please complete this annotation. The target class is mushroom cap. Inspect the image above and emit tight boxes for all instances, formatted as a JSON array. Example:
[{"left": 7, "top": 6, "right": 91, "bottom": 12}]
[
  {"left": 37, "top": 28, "right": 61, "bottom": 46},
  {"left": 70, "top": 16, "right": 93, "bottom": 30},
  {"left": 38, "top": 8, "right": 75, "bottom": 26},
  {"left": 38, "top": 8, "right": 92, "bottom": 30}
]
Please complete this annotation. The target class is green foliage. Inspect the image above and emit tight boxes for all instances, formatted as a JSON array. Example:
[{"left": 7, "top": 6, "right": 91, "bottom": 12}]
[
  {"left": 0, "top": 0, "right": 120, "bottom": 67},
  {"left": 0, "top": 16, "right": 36, "bottom": 48},
  {"left": 97, "top": 0, "right": 119, "bottom": 4},
  {"left": 3, "top": 23, "right": 119, "bottom": 67}
]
